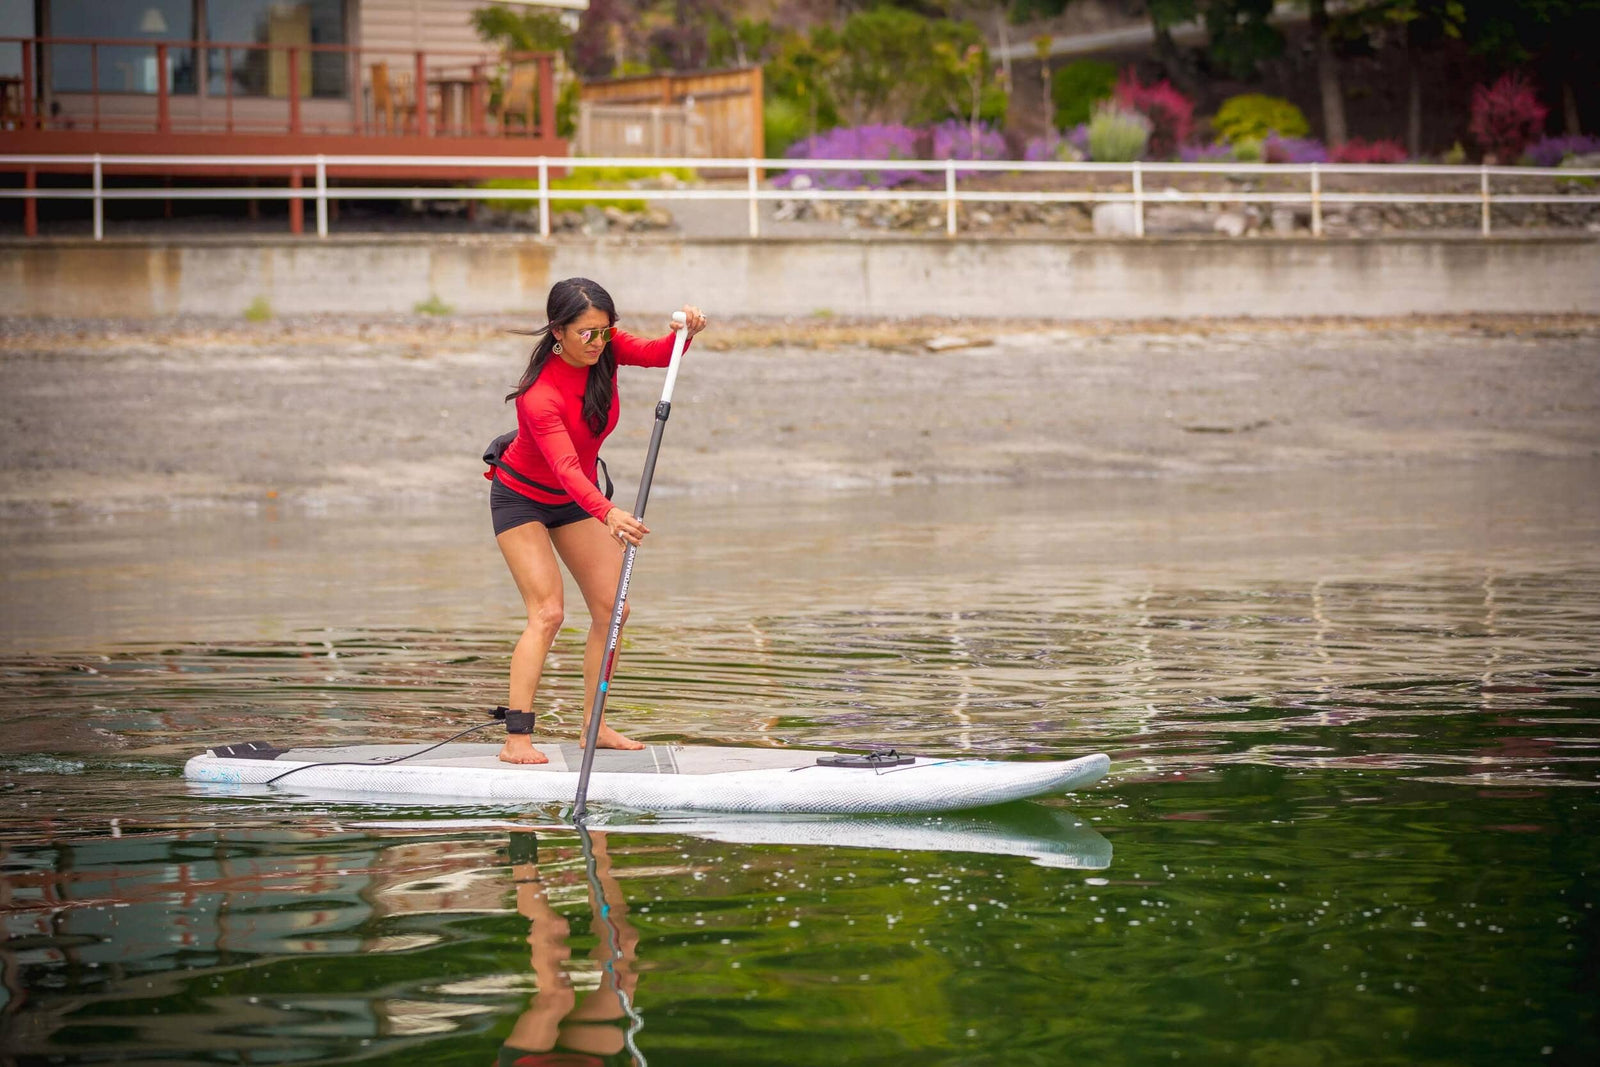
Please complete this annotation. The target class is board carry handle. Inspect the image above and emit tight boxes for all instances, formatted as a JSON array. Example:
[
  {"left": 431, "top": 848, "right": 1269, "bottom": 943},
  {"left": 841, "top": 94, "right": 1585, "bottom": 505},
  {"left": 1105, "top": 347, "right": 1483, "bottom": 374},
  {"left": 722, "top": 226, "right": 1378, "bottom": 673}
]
[{"left": 574, "top": 310, "right": 691, "bottom": 818}]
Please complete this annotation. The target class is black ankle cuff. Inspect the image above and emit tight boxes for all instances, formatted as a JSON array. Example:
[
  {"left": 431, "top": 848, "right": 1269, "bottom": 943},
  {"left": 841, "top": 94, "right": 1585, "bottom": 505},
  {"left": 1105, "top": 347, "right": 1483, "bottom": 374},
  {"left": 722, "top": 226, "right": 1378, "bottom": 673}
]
[{"left": 494, "top": 706, "right": 535, "bottom": 735}]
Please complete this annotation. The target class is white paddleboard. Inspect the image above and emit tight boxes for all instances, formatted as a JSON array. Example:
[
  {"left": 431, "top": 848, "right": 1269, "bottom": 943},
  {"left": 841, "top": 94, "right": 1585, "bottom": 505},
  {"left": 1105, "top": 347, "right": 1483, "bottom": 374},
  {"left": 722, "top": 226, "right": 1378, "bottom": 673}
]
[{"left": 184, "top": 741, "right": 1110, "bottom": 815}]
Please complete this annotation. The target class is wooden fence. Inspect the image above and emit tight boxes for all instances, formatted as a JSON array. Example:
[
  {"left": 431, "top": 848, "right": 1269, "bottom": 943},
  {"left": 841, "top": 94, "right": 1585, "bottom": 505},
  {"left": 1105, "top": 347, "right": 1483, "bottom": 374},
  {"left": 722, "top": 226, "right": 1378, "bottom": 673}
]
[{"left": 577, "top": 67, "right": 762, "bottom": 160}]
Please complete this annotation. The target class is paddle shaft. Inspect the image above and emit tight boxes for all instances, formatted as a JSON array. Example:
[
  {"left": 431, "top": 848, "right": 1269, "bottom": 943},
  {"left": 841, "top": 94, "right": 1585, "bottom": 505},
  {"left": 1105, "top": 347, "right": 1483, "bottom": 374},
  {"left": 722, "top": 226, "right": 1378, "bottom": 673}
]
[{"left": 574, "top": 313, "right": 689, "bottom": 818}]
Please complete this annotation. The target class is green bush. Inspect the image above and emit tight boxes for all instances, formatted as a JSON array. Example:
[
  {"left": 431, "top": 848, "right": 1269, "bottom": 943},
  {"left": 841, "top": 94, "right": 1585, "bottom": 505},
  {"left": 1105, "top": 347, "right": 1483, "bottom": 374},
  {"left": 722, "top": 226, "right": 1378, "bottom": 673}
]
[
  {"left": 1213, "top": 94, "right": 1309, "bottom": 144},
  {"left": 1231, "top": 137, "right": 1263, "bottom": 163},
  {"left": 1087, "top": 103, "right": 1150, "bottom": 162},
  {"left": 1051, "top": 60, "right": 1116, "bottom": 131},
  {"left": 764, "top": 95, "right": 809, "bottom": 158},
  {"left": 484, "top": 165, "right": 697, "bottom": 215}
]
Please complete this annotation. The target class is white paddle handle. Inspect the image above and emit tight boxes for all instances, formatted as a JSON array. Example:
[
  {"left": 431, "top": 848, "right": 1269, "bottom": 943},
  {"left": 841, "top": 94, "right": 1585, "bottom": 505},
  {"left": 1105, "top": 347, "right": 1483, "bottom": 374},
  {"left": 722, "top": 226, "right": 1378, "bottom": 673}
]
[{"left": 660, "top": 310, "right": 689, "bottom": 404}]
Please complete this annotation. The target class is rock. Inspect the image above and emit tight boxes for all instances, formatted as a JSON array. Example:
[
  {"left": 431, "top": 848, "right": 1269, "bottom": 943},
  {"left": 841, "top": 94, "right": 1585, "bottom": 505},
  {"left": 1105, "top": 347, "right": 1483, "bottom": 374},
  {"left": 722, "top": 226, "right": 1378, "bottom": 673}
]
[
  {"left": 1092, "top": 202, "right": 1139, "bottom": 236},
  {"left": 971, "top": 209, "right": 994, "bottom": 227},
  {"left": 1145, "top": 204, "right": 1213, "bottom": 235},
  {"left": 1270, "top": 207, "right": 1298, "bottom": 235},
  {"left": 602, "top": 206, "right": 629, "bottom": 226},
  {"left": 640, "top": 207, "right": 674, "bottom": 230},
  {"left": 924, "top": 335, "right": 982, "bottom": 352},
  {"left": 1213, "top": 210, "right": 1249, "bottom": 238},
  {"left": 582, "top": 205, "right": 608, "bottom": 233}
]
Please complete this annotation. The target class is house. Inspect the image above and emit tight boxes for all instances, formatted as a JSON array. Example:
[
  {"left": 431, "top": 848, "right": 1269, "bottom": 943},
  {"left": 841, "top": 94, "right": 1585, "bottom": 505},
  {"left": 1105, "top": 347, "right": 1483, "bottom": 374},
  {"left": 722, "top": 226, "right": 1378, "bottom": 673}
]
[{"left": 1, "top": 1, "right": 583, "bottom": 170}]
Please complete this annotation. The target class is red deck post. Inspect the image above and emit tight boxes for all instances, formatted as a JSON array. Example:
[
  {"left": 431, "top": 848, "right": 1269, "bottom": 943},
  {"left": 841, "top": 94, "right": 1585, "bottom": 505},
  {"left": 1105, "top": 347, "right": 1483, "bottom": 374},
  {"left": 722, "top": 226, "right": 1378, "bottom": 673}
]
[
  {"left": 289, "top": 169, "right": 303, "bottom": 235},
  {"left": 24, "top": 167, "right": 37, "bottom": 237},
  {"left": 538, "top": 56, "right": 556, "bottom": 139},
  {"left": 414, "top": 51, "right": 429, "bottom": 136},
  {"left": 288, "top": 48, "right": 302, "bottom": 135},
  {"left": 156, "top": 44, "right": 170, "bottom": 133},
  {"left": 21, "top": 39, "right": 35, "bottom": 130}
]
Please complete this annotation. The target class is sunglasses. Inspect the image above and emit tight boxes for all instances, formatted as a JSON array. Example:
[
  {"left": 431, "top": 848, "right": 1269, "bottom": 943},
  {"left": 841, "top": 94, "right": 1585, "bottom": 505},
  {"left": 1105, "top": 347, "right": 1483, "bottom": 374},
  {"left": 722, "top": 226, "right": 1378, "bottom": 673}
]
[{"left": 572, "top": 324, "right": 618, "bottom": 346}]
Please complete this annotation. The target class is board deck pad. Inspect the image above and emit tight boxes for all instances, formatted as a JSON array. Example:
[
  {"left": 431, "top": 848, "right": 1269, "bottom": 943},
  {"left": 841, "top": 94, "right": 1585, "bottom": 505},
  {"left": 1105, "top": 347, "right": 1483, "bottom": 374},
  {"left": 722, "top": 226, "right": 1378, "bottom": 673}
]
[{"left": 186, "top": 741, "right": 1110, "bottom": 815}]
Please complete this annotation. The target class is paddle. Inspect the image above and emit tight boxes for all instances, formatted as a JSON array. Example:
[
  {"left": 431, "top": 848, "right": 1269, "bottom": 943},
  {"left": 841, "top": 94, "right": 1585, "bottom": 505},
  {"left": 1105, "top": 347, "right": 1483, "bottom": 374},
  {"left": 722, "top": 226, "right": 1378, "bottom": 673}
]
[{"left": 573, "top": 310, "right": 691, "bottom": 818}]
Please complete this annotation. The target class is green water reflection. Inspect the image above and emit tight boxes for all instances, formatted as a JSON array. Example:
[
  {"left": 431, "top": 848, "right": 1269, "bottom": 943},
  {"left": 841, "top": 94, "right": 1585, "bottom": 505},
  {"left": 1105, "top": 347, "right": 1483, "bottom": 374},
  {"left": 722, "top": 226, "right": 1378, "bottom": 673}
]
[
  {"left": 1, "top": 469, "right": 1598, "bottom": 1063},
  {"left": 1, "top": 759, "right": 1596, "bottom": 1065}
]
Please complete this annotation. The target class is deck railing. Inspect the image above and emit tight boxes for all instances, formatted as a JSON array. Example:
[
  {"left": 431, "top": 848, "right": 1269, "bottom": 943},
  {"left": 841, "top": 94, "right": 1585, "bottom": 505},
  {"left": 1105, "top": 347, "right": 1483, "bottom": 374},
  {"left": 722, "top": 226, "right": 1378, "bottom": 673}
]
[
  {"left": 2, "top": 153, "right": 1597, "bottom": 239},
  {"left": 0, "top": 36, "right": 558, "bottom": 139}
]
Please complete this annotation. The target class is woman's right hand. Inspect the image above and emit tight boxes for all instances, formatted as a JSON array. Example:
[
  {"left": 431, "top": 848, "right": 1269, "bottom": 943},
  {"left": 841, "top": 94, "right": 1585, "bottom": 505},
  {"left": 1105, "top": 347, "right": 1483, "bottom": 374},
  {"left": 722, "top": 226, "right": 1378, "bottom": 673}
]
[{"left": 605, "top": 507, "right": 649, "bottom": 547}]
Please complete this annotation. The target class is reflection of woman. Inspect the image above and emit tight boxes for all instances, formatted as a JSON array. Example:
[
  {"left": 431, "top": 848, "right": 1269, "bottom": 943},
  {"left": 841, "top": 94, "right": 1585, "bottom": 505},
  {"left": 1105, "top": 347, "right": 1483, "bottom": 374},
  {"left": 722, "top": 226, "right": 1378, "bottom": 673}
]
[{"left": 499, "top": 831, "right": 639, "bottom": 1067}]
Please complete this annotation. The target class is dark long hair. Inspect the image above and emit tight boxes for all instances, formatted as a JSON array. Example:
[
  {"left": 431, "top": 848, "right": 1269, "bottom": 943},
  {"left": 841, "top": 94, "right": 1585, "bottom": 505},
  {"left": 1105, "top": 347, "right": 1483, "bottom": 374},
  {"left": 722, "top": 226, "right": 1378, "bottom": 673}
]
[{"left": 506, "top": 277, "right": 618, "bottom": 435}]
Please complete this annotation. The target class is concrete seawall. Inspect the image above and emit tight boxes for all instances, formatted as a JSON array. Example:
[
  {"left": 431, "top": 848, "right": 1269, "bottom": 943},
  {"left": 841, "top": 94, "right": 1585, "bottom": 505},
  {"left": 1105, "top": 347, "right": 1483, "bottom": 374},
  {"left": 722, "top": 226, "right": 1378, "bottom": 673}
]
[{"left": 3, "top": 235, "right": 1597, "bottom": 319}]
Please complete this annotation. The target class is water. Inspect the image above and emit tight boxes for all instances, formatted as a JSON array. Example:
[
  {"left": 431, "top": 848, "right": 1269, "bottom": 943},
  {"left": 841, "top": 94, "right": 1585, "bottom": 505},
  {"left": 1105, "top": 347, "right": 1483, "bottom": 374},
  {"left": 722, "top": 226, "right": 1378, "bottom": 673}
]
[{"left": 2, "top": 462, "right": 1598, "bottom": 1064}]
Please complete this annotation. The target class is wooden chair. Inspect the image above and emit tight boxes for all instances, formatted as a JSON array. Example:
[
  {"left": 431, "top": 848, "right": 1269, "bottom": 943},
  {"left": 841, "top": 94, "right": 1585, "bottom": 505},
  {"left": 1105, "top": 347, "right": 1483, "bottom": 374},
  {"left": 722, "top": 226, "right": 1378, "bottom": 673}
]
[
  {"left": 368, "top": 61, "right": 416, "bottom": 134},
  {"left": 497, "top": 61, "right": 540, "bottom": 135}
]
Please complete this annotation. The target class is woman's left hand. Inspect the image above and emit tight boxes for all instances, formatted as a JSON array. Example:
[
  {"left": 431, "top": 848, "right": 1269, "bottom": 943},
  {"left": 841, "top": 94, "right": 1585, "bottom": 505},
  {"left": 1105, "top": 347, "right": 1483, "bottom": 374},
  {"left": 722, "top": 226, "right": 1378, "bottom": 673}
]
[{"left": 671, "top": 305, "right": 708, "bottom": 339}]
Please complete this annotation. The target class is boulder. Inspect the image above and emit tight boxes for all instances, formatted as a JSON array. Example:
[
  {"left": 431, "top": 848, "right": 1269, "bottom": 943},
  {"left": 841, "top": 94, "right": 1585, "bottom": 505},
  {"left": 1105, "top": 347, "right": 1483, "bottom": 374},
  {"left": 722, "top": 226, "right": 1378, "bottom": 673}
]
[{"left": 1092, "top": 202, "right": 1139, "bottom": 236}]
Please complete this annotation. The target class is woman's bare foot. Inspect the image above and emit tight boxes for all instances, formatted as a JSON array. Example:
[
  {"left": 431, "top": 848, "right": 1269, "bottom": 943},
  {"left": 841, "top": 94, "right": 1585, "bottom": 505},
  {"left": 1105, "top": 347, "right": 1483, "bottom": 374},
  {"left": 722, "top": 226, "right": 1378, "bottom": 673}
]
[
  {"left": 499, "top": 735, "right": 550, "bottom": 765},
  {"left": 586, "top": 724, "right": 646, "bottom": 751}
]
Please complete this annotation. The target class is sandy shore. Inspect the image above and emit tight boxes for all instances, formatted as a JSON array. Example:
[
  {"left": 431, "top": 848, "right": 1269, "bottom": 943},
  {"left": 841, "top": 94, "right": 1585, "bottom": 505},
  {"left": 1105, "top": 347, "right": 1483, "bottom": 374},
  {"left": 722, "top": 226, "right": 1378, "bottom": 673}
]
[{"left": 1, "top": 313, "right": 1596, "bottom": 516}]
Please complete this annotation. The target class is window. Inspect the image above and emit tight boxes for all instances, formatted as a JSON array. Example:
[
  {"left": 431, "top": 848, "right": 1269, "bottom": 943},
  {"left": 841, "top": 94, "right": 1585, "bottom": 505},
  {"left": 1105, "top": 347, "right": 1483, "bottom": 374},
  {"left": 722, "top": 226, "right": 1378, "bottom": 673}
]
[
  {"left": 48, "top": 0, "right": 197, "bottom": 94},
  {"left": 207, "top": 1, "right": 346, "bottom": 99}
]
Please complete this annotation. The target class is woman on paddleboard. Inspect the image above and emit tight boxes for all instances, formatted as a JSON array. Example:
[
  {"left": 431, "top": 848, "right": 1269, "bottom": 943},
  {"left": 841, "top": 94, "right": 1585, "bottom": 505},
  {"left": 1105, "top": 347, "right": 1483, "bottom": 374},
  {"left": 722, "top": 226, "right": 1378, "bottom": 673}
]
[{"left": 489, "top": 277, "right": 707, "bottom": 765}]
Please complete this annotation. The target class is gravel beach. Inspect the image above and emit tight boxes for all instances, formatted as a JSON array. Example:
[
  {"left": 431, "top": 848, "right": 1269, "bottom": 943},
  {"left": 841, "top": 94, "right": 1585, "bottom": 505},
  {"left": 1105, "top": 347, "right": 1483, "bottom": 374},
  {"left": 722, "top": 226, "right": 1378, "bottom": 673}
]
[{"left": 1, "top": 313, "right": 1596, "bottom": 516}]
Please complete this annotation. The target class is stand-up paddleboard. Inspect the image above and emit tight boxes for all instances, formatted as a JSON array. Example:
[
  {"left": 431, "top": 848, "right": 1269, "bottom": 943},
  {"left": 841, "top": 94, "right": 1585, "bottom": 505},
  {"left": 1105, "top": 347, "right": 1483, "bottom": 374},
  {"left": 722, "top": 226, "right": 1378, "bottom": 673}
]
[
  {"left": 184, "top": 742, "right": 1110, "bottom": 815},
  {"left": 347, "top": 807, "right": 1114, "bottom": 870}
]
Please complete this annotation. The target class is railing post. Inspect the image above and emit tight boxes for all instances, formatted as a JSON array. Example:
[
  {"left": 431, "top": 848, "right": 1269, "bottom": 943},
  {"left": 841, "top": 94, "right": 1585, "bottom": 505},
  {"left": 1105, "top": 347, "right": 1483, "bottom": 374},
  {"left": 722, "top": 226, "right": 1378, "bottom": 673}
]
[
  {"left": 315, "top": 155, "right": 328, "bottom": 237},
  {"left": 156, "top": 43, "right": 171, "bottom": 133},
  {"left": 945, "top": 159, "right": 957, "bottom": 238},
  {"left": 415, "top": 51, "right": 429, "bottom": 136},
  {"left": 1132, "top": 161, "right": 1145, "bottom": 238},
  {"left": 289, "top": 168, "right": 303, "bottom": 236},
  {"left": 538, "top": 55, "right": 556, "bottom": 140},
  {"left": 93, "top": 154, "right": 103, "bottom": 241},
  {"left": 538, "top": 157, "right": 550, "bottom": 239},
  {"left": 748, "top": 161, "right": 760, "bottom": 238},
  {"left": 1480, "top": 165, "right": 1491, "bottom": 237},
  {"left": 1310, "top": 164, "right": 1323, "bottom": 237},
  {"left": 288, "top": 47, "right": 302, "bottom": 135},
  {"left": 23, "top": 167, "right": 36, "bottom": 238}
]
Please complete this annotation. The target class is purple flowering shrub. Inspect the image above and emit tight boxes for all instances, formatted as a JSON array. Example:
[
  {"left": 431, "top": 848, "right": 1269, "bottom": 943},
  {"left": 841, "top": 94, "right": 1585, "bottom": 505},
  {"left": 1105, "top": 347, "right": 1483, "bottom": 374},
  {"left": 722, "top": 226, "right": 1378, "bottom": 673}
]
[
  {"left": 1023, "top": 130, "right": 1084, "bottom": 162},
  {"left": 776, "top": 124, "right": 927, "bottom": 190},
  {"left": 1524, "top": 134, "right": 1600, "bottom": 167},
  {"left": 930, "top": 120, "right": 1007, "bottom": 161},
  {"left": 1262, "top": 135, "right": 1329, "bottom": 164},
  {"left": 1179, "top": 142, "right": 1233, "bottom": 163}
]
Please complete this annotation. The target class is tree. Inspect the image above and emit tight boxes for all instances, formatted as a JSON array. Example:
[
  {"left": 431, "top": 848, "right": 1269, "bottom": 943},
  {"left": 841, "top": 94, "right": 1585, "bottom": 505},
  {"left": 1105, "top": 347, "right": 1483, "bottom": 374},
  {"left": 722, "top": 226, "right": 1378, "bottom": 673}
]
[{"left": 1463, "top": 0, "right": 1600, "bottom": 135}]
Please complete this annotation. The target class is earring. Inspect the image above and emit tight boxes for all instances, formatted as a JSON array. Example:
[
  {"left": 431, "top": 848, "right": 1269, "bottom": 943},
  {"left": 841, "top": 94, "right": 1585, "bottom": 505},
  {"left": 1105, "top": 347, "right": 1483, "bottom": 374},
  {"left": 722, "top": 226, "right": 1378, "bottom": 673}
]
[{"left": 552, "top": 340, "right": 563, "bottom": 354}]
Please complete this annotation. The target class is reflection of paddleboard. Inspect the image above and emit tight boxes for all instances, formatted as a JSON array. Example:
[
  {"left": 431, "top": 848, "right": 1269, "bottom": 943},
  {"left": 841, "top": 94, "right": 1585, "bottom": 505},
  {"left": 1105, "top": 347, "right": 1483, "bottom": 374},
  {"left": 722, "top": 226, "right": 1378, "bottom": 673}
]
[
  {"left": 349, "top": 805, "right": 1113, "bottom": 870},
  {"left": 184, "top": 742, "right": 1109, "bottom": 815}
]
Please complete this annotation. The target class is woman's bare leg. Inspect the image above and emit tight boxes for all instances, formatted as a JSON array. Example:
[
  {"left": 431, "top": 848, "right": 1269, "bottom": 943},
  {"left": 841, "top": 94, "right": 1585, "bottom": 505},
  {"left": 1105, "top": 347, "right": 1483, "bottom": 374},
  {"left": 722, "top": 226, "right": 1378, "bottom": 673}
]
[
  {"left": 495, "top": 521, "right": 565, "bottom": 765},
  {"left": 551, "top": 518, "right": 644, "bottom": 750}
]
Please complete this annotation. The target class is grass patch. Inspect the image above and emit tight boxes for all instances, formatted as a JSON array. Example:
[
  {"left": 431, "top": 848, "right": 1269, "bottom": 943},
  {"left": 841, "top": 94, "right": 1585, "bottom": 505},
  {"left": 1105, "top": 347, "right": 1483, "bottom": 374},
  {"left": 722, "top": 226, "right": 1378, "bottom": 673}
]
[
  {"left": 414, "top": 294, "right": 454, "bottom": 317},
  {"left": 484, "top": 164, "right": 697, "bottom": 214}
]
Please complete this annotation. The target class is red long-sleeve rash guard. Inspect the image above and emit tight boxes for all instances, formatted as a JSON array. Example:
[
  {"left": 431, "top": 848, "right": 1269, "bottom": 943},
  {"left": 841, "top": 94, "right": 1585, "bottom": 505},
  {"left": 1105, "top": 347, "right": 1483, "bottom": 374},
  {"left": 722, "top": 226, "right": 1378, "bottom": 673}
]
[{"left": 492, "top": 328, "right": 687, "bottom": 522}]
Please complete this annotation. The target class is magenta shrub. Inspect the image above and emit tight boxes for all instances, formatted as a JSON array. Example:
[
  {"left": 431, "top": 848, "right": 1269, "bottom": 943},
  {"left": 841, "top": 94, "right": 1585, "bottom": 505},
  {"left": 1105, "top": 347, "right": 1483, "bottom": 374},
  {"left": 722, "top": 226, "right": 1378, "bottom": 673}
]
[
  {"left": 1113, "top": 71, "right": 1194, "bottom": 159},
  {"left": 1329, "top": 138, "right": 1408, "bottom": 164},
  {"left": 1469, "top": 74, "right": 1549, "bottom": 163}
]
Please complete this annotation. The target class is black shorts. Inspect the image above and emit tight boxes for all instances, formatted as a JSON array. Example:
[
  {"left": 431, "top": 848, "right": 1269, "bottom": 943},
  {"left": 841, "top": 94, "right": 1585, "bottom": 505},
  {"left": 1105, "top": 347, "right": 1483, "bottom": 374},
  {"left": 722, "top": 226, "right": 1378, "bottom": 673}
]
[{"left": 490, "top": 477, "right": 606, "bottom": 536}]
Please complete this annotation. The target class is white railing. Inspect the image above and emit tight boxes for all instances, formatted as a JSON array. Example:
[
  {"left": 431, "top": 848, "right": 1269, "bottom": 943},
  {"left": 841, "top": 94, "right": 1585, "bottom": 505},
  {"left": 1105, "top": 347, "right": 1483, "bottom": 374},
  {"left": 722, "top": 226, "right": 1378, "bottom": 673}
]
[{"left": 3, "top": 153, "right": 1598, "bottom": 240}]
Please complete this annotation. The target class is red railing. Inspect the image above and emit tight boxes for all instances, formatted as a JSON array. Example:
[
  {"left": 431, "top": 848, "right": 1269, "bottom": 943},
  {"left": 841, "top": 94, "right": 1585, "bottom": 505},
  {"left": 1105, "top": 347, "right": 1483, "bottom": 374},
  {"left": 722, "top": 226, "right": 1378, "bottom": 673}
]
[{"left": 0, "top": 36, "right": 558, "bottom": 140}]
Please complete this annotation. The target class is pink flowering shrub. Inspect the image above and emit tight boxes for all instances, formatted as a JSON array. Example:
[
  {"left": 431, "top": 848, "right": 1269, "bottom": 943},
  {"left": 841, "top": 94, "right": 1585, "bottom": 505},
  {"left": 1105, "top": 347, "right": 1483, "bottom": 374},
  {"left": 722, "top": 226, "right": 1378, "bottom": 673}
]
[
  {"left": 1469, "top": 74, "right": 1548, "bottom": 163},
  {"left": 1329, "top": 138, "right": 1408, "bottom": 164},
  {"left": 1113, "top": 70, "right": 1194, "bottom": 159}
]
